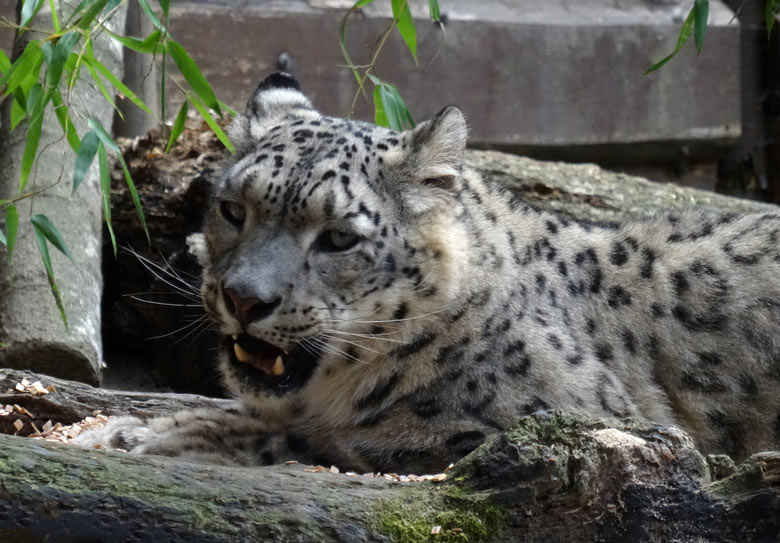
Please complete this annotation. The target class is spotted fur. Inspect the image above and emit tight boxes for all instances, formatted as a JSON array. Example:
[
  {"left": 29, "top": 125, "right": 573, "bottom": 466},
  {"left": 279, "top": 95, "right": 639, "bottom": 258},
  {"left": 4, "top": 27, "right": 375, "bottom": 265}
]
[{"left": 78, "top": 73, "right": 780, "bottom": 472}]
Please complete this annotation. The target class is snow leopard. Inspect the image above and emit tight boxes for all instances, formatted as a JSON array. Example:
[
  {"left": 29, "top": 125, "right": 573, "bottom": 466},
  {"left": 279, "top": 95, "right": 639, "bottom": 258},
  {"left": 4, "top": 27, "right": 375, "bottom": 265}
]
[{"left": 77, "top": 73, "right": 780, "bottom": 473}]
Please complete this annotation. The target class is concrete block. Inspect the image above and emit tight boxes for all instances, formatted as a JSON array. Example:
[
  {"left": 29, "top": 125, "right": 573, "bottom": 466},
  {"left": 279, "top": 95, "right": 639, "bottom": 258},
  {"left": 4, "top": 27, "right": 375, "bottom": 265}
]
[{"left": 164, "top": 0, "right": 739, "bottom": 153}]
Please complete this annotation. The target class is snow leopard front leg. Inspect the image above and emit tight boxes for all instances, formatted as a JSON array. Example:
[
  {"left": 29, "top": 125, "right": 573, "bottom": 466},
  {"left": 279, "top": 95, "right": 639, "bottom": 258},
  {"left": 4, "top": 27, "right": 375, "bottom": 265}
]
[{"left": 74, "top": 408, "right": 319, "bottom": 467}]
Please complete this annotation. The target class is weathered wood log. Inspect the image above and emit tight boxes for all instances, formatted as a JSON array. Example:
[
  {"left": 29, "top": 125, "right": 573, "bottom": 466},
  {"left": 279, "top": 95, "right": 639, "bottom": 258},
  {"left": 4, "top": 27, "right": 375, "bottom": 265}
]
[
  {"left": 0, "top": 368, "right": 236, "bottom": 437},
  {"left": 0, "top": 370, "right": 778, "bottom": 542}
]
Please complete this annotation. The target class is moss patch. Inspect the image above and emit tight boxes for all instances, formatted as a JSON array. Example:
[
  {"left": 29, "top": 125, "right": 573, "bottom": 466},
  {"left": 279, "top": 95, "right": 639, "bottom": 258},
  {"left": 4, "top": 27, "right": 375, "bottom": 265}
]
[{"left": 373, "top": 487, "right": 505, "bottom": 543}]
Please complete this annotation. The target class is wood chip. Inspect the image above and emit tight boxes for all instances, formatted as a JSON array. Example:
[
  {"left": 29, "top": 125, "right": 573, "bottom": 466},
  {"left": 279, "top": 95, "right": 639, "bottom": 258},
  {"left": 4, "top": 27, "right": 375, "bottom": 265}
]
[
  {"left": 20, "top": 378, "right": 30, "bottom": 387},
  {"left": 284, "top": 460, "right": 298, "bottom": 465},
  {"left": 13, "top": 419, "right": 23, "bottom": 432},
  {"left": 26, "top": 414, "right": 113, "bottom": 445},
  {"left": 14, "top": 383, "right": 24, "bottom": 392},
  {"left": 329, "top": 465, "right": 339, "bottom": 474},
  {"left": 431, "top": 526, "right": 442, "bottom": 535}
]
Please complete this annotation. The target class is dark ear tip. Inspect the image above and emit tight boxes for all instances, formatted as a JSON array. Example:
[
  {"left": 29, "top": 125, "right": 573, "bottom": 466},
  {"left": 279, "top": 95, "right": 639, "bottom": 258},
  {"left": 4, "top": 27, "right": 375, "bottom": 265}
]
[
  {"left": 256, "top": 72, "right": 301, "bottom": 93},
  {"left": 436, "top": 105, "right": 462, "bottom": 118}
]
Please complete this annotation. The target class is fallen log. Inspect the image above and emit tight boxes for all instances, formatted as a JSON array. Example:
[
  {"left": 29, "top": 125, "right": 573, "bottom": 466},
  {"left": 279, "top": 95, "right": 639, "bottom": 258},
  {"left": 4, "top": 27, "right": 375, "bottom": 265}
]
[{"left": 0, "top": 369, "right": 778, "bottom": 542}]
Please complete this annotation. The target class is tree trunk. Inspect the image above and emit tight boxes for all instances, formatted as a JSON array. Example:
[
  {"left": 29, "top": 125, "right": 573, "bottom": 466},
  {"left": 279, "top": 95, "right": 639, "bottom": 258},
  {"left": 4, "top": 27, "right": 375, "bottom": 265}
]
[
  {"left": 0, "top": 3, "right": 127, "bottom": 385},
  {"left": 0, "top": 369, "right": 778, "bottom": 542}
]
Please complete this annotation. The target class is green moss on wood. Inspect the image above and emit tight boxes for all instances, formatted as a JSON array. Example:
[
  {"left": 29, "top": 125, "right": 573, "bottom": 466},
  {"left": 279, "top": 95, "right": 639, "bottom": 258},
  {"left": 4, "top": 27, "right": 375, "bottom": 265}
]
[{"left": 372, "top": 486, "right": 505, "bottom": 543}]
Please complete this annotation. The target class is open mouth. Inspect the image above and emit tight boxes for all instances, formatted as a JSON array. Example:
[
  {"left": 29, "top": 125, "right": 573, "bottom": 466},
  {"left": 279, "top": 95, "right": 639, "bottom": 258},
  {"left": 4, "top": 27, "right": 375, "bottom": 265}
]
[{"left": 224, "top": 333, "right": 320, "bottom": 394}]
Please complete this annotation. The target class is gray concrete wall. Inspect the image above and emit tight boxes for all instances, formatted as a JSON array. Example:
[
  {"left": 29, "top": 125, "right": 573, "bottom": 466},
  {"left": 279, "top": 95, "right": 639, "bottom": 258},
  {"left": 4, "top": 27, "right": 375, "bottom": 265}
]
[
  {"left": 159, "top": 0, "right": 739, "bottom": 160},
  {"left": 0, "top": 0, "right": 742, "bottom": 171}
]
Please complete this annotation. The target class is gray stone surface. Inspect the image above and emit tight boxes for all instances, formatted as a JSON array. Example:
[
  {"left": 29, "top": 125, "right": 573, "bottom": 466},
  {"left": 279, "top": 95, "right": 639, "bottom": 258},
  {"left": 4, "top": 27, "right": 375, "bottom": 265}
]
[
  {"left": 0, "top": 4, "right": 127, "bottom": 384},
  {"left": 161, "top": 0, "right": 739, "bottom": 156}
]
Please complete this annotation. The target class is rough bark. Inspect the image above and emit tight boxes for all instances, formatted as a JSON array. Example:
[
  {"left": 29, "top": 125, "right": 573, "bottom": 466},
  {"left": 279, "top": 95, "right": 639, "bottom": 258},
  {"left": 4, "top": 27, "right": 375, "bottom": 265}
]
[
  {"left": 0, "top": 369, "right": 778, "bottom": 542},
  {"left": 0, "top": 4, "right": 128, "bottom": 385}
]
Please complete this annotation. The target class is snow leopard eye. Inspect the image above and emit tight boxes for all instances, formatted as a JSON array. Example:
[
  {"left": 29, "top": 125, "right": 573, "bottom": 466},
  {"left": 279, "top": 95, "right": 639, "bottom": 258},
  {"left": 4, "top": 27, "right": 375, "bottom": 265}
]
[
  {"left": 315, "top": 230, "right": 360, "bottom": 252},
  {"left": 219, "top": 201, "right": 246, "bottom": 228}
]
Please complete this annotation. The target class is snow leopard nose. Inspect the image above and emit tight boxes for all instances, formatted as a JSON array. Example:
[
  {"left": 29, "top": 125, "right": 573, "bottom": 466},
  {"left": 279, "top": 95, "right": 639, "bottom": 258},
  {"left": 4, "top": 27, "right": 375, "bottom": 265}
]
[{"left": 222, "top": 287, "right": 281, "bottom": 326}]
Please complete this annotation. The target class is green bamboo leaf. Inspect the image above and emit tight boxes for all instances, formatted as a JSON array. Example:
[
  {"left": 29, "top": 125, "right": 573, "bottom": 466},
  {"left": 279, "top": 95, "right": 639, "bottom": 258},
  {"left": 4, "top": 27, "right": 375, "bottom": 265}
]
[
  {"left": 87, "top": 117, "right": 120, "bottom": 153},
  {"left": 137, "top": 0, "right": 166, "bottom": 31},
  {"left": 0, "top": 41, "right": 43, "bottom": 97},
  {"left": 73, "top": 130, "right": 100, "bottom": 194},
  {"left": 391, "top": 0, "right": 417, "bottom": 62},
  {"left": 188, "top": 95, "right": 235, "bottom": 153},
  {"left": 373, "top": 84, "right": 389, "bottom": 127},
  {"left": 97, "top": 144, "right": 117, "bottom": 255},
  {"left": 88, "top": 119, "right": 149, "bottom": 241},
  {"left": 48, "top": 0, "right": 60, "bottom": 30},
  {"left": 645, "top": 7, "right": 695, "bottom": 74},
  {"left": 693, "top": 0, "right": 708, "bottom": 53},
  {"left": 166, "top": 100, "right": 189, "bottom": 152},
  {"left": 41, "top": 40, "right": 53, "bottom": 66},
  {"left": 218, "top": 100, "right": 237, "bottom": 117},
  {"left": 0, "top": 49, "right": 10, "bottom": 73},
  {"left": 158, "top": 0, "right": 170, "bottom": 18},
  {"left": 68, "top": 0, "right": 96, "bottom": 23},
  {"left": 31, "top": 219, "right": 68, "bottom": 328},
  {"left": 354, "top": 0, "right": 375, "bottom": 6},
  {"left": 10, "top": 74, "right": 36, "bottom": 130},
  {"left": 167, "top": 40, "right": 221, "bottom": 116},
  {"left": 378, "top": 85, "right": 398, "bottom": 129},
  {"left": 5, "top": 205, "right": 18, "bottom": 260},
  {"left": 428, "top": 0, "right": 440, "bottom": 21},
  {"left": 75, "top": 0, "right": 107, "bottom": 30},
  {"left": 20, "top": 0, "right": 45, "bottom": 28},
  {"left": 84, "top": 50, "right": 152, "bottom": 114},
  {"left": 10, "top": 99, "right": 25, "bottom": 131},
  {"left": 106, "top": 0, "right": 122, "bottom": 13},
  {"left": 51, "top": 88, "right": 80, "bottom": 151},
  {"left": 376, "top": 82, "right": 413, "bottom": 130},
  {"left": 31, "top": 214, "right": 73, "bottom": 261},
  {"left": 767, "top": 0, "right": 779, "bottom": 35},
  {"left": 20, "top": 90, "right": 49, "bottom": 191},
  {"left": 25, "top": 82, "right": 42, "bottom": 113},
  {"left": 105, "top": 29, "right": 162, "bottom": 53},
  {"left": 83, "top": 58, "right": 121, "bottom": 118},
  {"left": 119, "top": 159, "right": 148, "bottom": 243},
  {"left": 45, "top": 30, "right": 81, "bottom": 88}
]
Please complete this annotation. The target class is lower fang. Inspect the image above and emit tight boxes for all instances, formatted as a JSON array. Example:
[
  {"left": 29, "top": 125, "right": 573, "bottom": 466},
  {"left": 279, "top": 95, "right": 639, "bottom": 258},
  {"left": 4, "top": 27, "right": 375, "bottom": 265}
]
[
  {"left": 272, "top": 355, "right": 285, "bottom": 376},
  {"left": 232, "top": 334, "right": 238, "bottom": 340}
]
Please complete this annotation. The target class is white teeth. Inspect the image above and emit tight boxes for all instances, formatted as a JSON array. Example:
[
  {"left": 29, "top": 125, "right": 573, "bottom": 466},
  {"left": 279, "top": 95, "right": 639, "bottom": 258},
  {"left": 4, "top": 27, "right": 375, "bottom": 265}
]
[
  {"left": 232, "top": 334, "right": 238, "bottom": 340},
  {"left": 233, "top": 343, "right": 254, "bottom": 363},
  {"left": 272, "top": 355, "right": 285, "bottom": 376}
]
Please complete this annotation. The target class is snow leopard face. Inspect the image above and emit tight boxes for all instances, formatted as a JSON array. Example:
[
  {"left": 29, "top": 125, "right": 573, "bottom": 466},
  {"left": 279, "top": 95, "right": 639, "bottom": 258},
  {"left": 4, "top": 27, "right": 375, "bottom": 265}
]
[{"left": 195, "top": 73, "right": 468, "bottom": 408}]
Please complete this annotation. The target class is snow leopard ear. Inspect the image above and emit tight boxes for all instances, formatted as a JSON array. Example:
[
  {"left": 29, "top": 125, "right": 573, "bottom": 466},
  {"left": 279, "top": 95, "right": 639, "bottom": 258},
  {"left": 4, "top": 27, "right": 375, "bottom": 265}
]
[
  {"left": 408, "top": 106, "right": 467, "bottom": 193},
  {"left": 229, "top": 73, "right": 316, "bottom": 150},
  {"left": 245, "top": 72, "right": 312, "bottom": 119}
]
